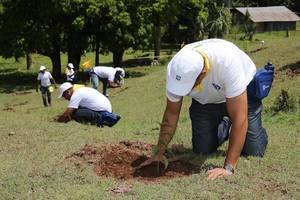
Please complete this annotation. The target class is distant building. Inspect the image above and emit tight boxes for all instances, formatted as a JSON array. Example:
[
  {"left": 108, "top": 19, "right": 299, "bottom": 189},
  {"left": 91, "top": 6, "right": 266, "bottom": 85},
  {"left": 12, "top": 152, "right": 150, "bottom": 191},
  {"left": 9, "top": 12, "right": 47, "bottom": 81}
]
[{"left": 234, "top": 6, "right": 300, "bottom": 32}]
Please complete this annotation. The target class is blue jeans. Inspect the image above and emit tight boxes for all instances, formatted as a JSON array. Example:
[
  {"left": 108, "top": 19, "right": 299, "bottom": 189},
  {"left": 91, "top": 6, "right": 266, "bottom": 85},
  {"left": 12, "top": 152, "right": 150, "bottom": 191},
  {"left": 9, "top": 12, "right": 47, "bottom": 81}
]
[
  {"left": 90, "top": 74, "right": 109, "bottom": 96},
  {"left": 72, "top": 107, "right": 120, "bottom": 127},
  {"left": 189, "top": 98, "right": 268, "bottom": 157}
]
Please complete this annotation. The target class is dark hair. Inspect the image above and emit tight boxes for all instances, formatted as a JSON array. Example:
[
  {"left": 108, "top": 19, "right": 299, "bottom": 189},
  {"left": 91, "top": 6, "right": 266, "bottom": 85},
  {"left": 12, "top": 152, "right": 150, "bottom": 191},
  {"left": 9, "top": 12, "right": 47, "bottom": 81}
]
[{"left": 114, "top": 70, "right": 123, "bottom": 83}]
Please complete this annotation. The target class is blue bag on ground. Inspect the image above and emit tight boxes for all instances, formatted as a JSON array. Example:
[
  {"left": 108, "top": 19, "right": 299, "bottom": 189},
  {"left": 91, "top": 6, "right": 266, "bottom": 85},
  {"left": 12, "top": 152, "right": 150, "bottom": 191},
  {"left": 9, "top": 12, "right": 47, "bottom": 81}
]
[
  {"left": 97, "top": 111, "right": 121, "bottom": 127},
  {"left": 248, "top": 63, "right": 274, "bottom": 100}
]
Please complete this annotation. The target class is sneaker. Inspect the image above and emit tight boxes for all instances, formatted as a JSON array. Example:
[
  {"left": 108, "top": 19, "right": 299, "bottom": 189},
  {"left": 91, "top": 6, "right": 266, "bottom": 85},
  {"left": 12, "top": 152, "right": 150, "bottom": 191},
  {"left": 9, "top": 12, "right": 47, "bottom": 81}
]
[{"left": 217, "top": 116, "right": 232, "bottom": 145}]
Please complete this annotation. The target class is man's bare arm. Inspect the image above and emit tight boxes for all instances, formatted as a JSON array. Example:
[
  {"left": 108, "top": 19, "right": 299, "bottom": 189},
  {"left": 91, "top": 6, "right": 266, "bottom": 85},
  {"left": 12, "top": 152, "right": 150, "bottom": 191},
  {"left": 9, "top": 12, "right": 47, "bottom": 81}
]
[
  {"left": 157, "top": 98, "right": 183, "bottom": 155},
  {"left": 136, "top": 98, "right": 182, "bottom": 168},
  {"left": 56, "top": 108, "right": 75, "bottom": 123},
  {"left": 207, "top": 91, "right": 248, "bottom": 180},
  {"left": 225, "top": 90, "right": 248, "bottom": 167},
  {"left": 108, "top": 80, "right": 121, "bottom": 88}
]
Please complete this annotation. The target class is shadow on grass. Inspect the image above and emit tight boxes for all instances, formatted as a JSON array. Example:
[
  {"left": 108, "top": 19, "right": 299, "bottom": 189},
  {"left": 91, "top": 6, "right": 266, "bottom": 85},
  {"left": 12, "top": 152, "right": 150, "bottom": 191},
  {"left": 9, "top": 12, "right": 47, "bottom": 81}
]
[
  {"left": 0, "top": 84, "right": 35, "bottom": 93},
  {"left": 0, "top": 70, "right": 37, "bottom": 93},
  {"left": 191, "top": 149, "right": 226, "bottom": 167},
  {"left": 0, "top": 67, "right": 18, "bottom": 73},
  {"left": 167, "top": 147, "right": 226, "bottom": 172},
  {"left": 0, "top": 56, "right": 166, "bottom": 93},
  {"left": 99, "top": 57, "right": 152, "bottom": 68}
]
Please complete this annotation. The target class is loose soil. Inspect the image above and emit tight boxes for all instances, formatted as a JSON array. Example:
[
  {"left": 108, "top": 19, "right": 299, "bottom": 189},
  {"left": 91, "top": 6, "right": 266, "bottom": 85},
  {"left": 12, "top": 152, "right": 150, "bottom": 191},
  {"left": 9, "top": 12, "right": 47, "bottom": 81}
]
[
  {"left": 11, "top": 91, "right": 32, "bottom": 96},
  {"left": 2, "top": 101, "right": 28, "bottom": 112},
  {"left": 68, "top": 141, "right": 199, "bottom": 182}
]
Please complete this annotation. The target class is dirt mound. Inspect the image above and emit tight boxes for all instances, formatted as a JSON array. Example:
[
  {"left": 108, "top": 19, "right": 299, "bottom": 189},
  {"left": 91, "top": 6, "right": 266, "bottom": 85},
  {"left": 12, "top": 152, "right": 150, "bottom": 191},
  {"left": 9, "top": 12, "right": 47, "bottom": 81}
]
[
  {"left": 68, "top": 141, "right": 199, "bottom": 182},
  {"left": 11, "top": 91, "right": 32, "bottom": 96}
]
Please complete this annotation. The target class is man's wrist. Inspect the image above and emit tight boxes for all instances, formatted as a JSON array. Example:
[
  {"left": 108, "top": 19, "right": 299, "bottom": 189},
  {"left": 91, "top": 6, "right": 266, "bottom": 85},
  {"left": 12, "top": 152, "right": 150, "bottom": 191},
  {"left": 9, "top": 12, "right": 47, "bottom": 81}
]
[{"left": 224, "top": 163, "right": 234, "bottom": 175}]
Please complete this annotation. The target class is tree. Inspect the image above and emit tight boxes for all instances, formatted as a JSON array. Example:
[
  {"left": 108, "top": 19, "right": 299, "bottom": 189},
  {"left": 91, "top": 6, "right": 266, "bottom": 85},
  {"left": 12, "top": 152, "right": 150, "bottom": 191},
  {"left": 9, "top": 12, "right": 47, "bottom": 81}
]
[
  {"left": 61, "top": 0, "right": 91, "bottom": 70},
  {"left": 206, "top": 2, "right": 232, "bottom": 38},
  {"left": 85, "top": 0, "right": 116, "bottom": 66},
  {"left": 99, "top": 0, "right": 151, "bottom": 67},
  {"left": 140, "top": 0, "right": 178, "bottom": 61},
  {"left": 0, "top": 0, "right": 65, "bottom": 78},
  {"left": 241, "top": 10, "right": 256, "bottom": 41},
  {"left": 163, "top": 0, "right": 207, "bottom": 44}
]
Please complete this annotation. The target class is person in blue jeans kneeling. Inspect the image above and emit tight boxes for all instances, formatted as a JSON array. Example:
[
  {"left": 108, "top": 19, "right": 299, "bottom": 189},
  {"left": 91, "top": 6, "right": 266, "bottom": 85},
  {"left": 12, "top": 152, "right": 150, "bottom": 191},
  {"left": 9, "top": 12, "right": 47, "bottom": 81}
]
[
  {"left": 56, "top": 82, "right": 121, "bottom": 127},
  {"left": 138, "top": 39, "right": 268, "bottom": 180}
]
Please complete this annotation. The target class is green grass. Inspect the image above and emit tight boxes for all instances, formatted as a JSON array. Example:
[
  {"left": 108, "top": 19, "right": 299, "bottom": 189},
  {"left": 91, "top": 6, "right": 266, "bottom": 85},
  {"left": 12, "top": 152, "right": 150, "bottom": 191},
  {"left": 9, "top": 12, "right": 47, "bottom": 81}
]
[{"left": 0, "top": 31, "right": 300, "bottom": 199}]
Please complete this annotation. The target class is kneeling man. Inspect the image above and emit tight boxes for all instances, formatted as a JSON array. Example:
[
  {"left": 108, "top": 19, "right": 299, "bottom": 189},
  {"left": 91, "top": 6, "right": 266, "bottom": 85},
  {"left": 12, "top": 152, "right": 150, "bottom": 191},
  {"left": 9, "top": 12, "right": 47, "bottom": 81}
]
[{"left": 57, "top": 82, "right": 121, "bottom": 127}]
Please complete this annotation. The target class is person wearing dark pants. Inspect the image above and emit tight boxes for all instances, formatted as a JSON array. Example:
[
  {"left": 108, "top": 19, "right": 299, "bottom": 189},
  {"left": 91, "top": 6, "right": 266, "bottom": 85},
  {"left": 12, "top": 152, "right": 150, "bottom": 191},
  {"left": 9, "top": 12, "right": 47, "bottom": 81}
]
[
  {"left": 40, "top": 86, "right": 52, "bottom": 107},
  {"left": 138, "top": 39, "right": 269, "bottom": 180},
  {"left": 36, "top": 65, "right": 56, "bottom": 107},
  {"left": 88, "top": 66, "right": 125, "bottom": 97},
  {"left": 56, "top": 82, "right": 120, "bottom": 127},
  {"left": 190, "top": 97, "right": 268, "bottom": 157}
]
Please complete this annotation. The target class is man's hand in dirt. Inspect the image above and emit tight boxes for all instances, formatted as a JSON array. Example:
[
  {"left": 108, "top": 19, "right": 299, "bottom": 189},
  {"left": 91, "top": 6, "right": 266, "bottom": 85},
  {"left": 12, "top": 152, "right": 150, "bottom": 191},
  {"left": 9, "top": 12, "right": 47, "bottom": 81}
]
[
  {"left": 55, "top": 114, "right": 71, "bottom": 123},
  {"left": 207, "top": 167, "right": 232, "bottom": 180},
  {"left": 136, "top": 154, "right": 164, "bottom": 169}
]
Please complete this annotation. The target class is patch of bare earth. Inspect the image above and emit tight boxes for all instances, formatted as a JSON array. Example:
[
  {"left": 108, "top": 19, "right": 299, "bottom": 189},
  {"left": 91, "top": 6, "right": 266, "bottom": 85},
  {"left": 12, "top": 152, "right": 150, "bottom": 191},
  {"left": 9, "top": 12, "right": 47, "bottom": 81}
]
[{"left": 67, "top": 141, "right": 199, "bottom": 182}]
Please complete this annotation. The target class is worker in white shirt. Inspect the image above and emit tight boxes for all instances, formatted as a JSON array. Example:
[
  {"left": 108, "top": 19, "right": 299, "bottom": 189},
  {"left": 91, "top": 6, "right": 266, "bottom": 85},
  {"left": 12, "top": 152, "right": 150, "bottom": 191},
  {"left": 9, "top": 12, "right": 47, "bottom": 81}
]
[
  {"left": 87, "top": 66, "right": 125, "bottom": 97},
  {"left": 36, "top": 66, "right": 57, "bottom": 107},
  {"left": 65, "top": 63, "right": 77, "bottom": 84},
  {"left": 56, "top": 82, "right": 121, "bottom": 127},
  {"left": 138, "top": 39, "right": 268, "bottom": 180}
]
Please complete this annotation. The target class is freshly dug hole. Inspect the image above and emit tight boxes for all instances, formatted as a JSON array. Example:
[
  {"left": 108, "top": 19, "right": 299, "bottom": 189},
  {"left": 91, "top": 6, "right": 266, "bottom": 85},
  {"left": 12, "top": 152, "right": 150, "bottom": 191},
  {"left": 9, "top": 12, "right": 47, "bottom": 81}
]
[{"left": 68, "top": 141, "right": 199, "bottom": 182}]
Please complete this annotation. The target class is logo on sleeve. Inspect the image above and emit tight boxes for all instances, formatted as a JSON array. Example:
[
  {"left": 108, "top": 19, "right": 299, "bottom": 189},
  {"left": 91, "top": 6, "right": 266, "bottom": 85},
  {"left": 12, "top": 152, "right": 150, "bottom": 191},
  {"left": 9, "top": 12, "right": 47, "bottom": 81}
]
[
  {"left": 176, "top": 75, "right": 181, "bottom": 81},
  {"left": 212, "top": 83, "right": 221, "bottom": 91}
]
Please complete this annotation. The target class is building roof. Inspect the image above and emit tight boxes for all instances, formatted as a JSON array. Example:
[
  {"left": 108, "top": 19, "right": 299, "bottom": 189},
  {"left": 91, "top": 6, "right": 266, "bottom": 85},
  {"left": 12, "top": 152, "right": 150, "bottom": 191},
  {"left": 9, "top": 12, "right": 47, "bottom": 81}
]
[{"left": 236, "top": 6, "right": 300, "bottom": 22}]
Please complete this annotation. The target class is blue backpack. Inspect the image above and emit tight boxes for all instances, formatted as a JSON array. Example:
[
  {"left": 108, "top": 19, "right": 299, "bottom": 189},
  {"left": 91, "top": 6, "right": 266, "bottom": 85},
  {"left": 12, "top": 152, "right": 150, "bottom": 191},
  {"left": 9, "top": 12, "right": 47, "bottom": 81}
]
[
  {"left": 97, "top": 111, "right": 121, "bottom": 127},
  {"left": 247, "top": 62, "right": 275, "bottom": 101}
]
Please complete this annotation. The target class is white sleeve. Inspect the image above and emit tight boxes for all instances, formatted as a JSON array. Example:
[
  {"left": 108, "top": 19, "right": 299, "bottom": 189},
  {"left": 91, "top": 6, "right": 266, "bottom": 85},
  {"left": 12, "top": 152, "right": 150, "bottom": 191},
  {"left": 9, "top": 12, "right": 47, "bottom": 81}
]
[
  {"left": 108, "top": 72, "right": 115, "bottom": 82},
  {"left": 68, "top": 94, "right": 81, "bottom": 109},
  {"left": 166, "top": 90, "right": 182, "bottom": 102},
  {"left": 48, "top": 72, "right": 53, "bottom": 79},
  {"left": 37, "top": 73, "right": 41, "bottom": 80}
]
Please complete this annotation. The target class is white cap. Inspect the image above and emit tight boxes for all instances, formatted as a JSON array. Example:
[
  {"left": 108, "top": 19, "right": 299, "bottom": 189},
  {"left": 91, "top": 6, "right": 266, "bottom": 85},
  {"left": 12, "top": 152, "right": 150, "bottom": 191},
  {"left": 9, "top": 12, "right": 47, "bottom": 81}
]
[
  {"left": 39, "top": 66, "right": 46, "bottom": 71},
  {"left": 116, "top": 67, "right": 125, "bottom": 78},
  {"left": 67, "top": 63, "right": 74, "bottom": 69},
  {"left": 58, "top": 82, "right": 73, "bottom": 98},
  {"left": 166, "top": 48, "right": 204, "bottom": 96}
]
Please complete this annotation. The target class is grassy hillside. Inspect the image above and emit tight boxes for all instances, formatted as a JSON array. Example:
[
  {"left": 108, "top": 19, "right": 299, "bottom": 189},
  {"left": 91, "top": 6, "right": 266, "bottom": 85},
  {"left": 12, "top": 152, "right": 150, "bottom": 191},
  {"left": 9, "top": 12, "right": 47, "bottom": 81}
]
[{"left": 0, "top": 31, "right": 299, "bottom": 199}]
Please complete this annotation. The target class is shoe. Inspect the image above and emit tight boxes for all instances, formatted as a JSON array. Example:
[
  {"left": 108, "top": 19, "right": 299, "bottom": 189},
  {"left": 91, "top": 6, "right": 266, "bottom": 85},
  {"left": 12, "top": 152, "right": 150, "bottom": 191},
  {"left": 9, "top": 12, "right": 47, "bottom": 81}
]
[{"left": 217, "top": 116, "right": 232, "bottom": 145}]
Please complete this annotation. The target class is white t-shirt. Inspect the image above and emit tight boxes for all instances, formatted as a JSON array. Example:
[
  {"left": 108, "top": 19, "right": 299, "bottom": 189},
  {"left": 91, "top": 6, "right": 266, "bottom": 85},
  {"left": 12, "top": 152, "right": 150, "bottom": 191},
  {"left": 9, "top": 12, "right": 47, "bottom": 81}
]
[
  {"left": 93, "top": 66, "right": 116, "bottom": 81},
  {"left": 68, "top": 87, "right": 112, "bottom": 112},
  {"left": 37, "top": 71, "right": 53, "bottom": 87},
  {"left": 66, "top": 68, "right": 75, "bottom": 81},
  {"left": 166, "top": 39, "right": 256, "bottom": 104}
]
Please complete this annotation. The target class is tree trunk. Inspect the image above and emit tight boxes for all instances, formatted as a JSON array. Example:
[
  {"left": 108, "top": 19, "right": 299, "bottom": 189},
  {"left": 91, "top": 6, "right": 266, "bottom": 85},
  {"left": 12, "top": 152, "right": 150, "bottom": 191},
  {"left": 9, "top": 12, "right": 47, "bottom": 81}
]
[
  {"left": 153, "top": 23, "right": 161, "bottom": 61},
  {"left": 226, "top": 0, "right": 232, "bottom": 7},
  {"left": 113, "top": 49, "right": 124, "bottom": 67},
  {"left": 50, "top": 49, "right": 61, "bottom": 80},
  {"left": 26, "top": 53, "right": 33, "bottom": 70},
  {"left": 95, "top": 41, "right": 100, "bottom": 66},
  {"left": 67, "top": 52, "right": 81, "bottom": 71}
]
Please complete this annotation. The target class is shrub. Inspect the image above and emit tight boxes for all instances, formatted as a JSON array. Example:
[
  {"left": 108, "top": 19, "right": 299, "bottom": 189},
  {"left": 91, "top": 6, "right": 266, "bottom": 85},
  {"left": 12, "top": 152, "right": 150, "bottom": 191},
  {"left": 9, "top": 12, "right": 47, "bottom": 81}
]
[{"left": 270, "top": 89, "right": 296, "bottom": 113}]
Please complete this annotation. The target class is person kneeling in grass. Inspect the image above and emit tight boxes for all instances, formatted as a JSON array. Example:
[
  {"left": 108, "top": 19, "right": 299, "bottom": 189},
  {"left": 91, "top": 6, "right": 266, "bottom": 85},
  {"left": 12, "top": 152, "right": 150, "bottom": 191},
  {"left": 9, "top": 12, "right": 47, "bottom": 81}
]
[
  {"left": 138, "top": 39, "right": 268, "bottom": 180},
  {"left": 56, "top": 82, "right": 121, "bottom": 127}
]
